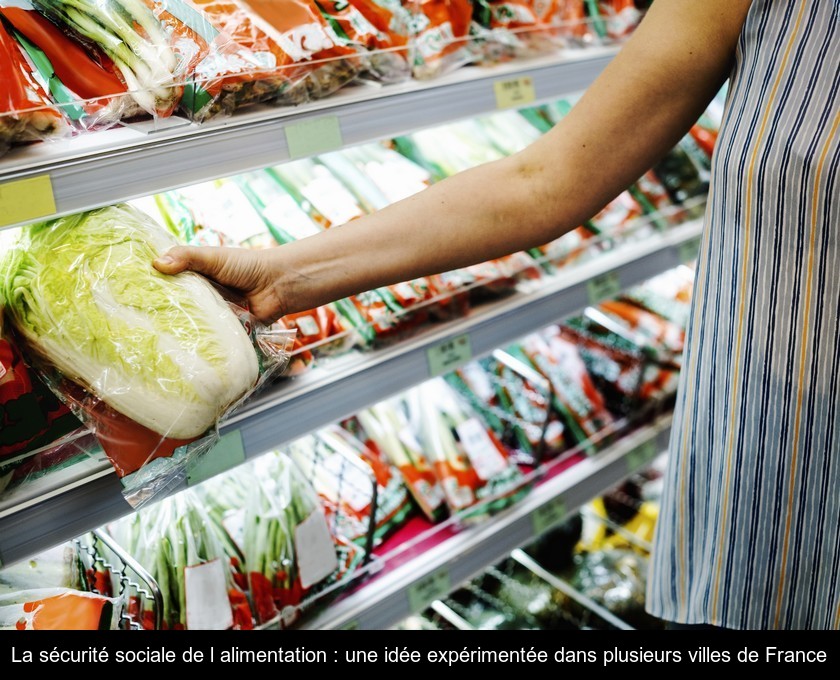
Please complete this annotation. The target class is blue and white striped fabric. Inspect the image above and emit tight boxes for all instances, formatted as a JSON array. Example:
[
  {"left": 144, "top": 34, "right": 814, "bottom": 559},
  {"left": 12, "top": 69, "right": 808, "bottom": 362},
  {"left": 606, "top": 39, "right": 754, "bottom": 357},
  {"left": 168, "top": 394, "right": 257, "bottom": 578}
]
[{"left": 647, "top": 0, "right": 840, "bottom": 629}]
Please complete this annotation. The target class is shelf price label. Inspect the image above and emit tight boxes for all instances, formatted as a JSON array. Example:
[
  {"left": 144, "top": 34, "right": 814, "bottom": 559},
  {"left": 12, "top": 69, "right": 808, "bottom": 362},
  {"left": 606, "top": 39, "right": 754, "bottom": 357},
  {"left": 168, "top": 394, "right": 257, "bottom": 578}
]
[
  {"left": 587, "top": 271, "right": 621, "bottom": 305},
  {"left": 625, "top": 439, "right": 659, "bottom": 474},
  {"left": 494, "top": 76, "right": 536, "bottom": 110},
  {"left": 678, "top": 235, "right": 703, "bottom": 264},
  {"left": 284, "top": 115, "right": 343, "bottom": 160},
  {"left": 427, "top": 334, "right": 472, "bottom": 377},
  {"left": 338, "top": 620, "right": 360, "bottom": 631},
  {"left": 187, "top": 429, "right": 245, "bottom": 487},
  {"left": 0, "top": 175, "right": 56, "bottom": 228},
  {"left": 407, "top": 567, "right": 451, "bottom": 613},
  {"left": 531, "top": 496, "right": 567, "bottom": 536}
]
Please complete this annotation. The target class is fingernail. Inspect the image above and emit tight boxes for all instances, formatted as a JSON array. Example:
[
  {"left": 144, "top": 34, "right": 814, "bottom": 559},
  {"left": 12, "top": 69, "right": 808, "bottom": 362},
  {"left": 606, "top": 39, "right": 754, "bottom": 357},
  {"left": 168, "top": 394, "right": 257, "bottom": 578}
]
[{"left": 156, "top": 255, "right": 174, "bottom": 265}]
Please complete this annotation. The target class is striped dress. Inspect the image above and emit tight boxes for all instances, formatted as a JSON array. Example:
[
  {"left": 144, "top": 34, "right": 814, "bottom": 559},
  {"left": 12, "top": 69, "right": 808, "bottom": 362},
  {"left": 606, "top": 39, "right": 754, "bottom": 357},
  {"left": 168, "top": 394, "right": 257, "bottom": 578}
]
[{"left": 646, "top": 0, "right": 840, "bottom": 629}]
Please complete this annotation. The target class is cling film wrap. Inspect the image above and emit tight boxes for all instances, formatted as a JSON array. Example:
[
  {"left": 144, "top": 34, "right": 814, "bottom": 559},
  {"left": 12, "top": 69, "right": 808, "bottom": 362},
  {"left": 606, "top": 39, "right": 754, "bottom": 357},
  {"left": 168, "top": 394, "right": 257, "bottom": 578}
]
[
  {"left": 288, "top": 424, "right": 412, "bottom": 545},
  {"left": 0, "top": 2, "right": 139, "bottom": 133},
  {"left": 403, "top": 377, "right": 527, "bottom": 520},
  {"left": 0, "top": 11, "right": 69, "bottom": 157},
  {"left": 108, "top": 491, "right": 254, "bottom": 629},
  {"left": 352, "top": 401, "right": 446, "bottom": 522},
  {"left": 0, "top": 587, "right": 123, "bottom": 630},
  {"left": 0, "top": 203, "right": 295, "bottom": 508}
]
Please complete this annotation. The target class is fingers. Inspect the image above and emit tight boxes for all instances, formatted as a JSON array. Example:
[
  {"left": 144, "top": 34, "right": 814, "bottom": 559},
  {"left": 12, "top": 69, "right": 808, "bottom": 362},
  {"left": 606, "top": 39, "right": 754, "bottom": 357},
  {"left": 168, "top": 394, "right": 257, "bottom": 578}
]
[{"left": 153, "top": 245, "right": 231, "bottom": 280}]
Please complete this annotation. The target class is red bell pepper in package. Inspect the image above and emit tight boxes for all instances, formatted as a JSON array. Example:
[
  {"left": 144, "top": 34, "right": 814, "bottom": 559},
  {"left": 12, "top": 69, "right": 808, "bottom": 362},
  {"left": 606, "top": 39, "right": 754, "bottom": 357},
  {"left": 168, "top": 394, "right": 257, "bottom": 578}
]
[
  {"left": 0, "top": 14, "right": 68, "bottom": 156},
  {"left": 239, "top": 0, "right": 361, "bottom": 101},
  {"left": 0, "top": 3, "right": 136, "bottom": 129}
]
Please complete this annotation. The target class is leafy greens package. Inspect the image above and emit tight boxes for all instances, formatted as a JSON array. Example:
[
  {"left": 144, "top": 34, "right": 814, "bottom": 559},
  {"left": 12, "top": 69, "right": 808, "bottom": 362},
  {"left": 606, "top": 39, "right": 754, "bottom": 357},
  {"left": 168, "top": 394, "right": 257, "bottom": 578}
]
[{"left": 0, "top": 204, "right": 294, "bottom": 507}]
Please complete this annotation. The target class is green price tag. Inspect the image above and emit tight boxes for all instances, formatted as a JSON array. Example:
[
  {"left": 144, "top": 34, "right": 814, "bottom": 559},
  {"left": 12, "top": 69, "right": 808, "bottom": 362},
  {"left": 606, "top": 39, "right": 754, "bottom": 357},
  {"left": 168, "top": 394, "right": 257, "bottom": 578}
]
[
  {"left": 187, "top": 429, "right": 245, "bottom": 487},
  {"left": 587, "top": 271, "right": 621, "bottom": 304},
  {"left": 626, "top": 439, "right": 658, "bottom": 473},
  {"left": 284, "top": 115, "right": 343, "bottom": 160},
  {"left": 338, "top": 620, "right": 360, "bottom": 630},
  {"left": 494, "top": 76, "right": 536, "bottom": 110},
  {"left": 531, "top": 496, "right": 567, "bottom": 536},
  {"left": 0, "top": 175, "right": 56, "bottom": 227},
  {"left": 678, "top": 236, "right": 702, "bottom": 264},
  {"left": 408, "top": 568, "right": 451, "bottom": 613},
  {"left": 427, "top": 334, "right": 472, "bottom": 377}
]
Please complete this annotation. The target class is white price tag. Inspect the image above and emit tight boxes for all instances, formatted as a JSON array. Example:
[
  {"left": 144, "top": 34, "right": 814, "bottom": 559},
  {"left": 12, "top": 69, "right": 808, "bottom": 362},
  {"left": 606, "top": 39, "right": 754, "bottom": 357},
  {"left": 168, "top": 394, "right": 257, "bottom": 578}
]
[
  {"left": 398, "top": 427, "right": 423, "bottom": 453},
  {"left": 261, "top": 194, "right": 322, "bottom": 240},
  {"left": 221, "top": 509, "right": 246, "bottom": 550},
  {"left": 461, "top": 362, "right": 495, "bottom": 402},
  {"left": 294, "top": 314, "right": 321, "bottom": 338},
  {"left": 300, "top": 175, "right": 363, "bottom": 226},
  {"left": 455, "top": 418, "right": 507, "bottom": 481},
  {"left": 294, "top": 510, "right": 339, "bottom": 589},
  {"left": 184, "top": 559, "right": 233, "bottom": 630},
  {"left": 323, "top": 453, "right": 373, "bottom": 513}
]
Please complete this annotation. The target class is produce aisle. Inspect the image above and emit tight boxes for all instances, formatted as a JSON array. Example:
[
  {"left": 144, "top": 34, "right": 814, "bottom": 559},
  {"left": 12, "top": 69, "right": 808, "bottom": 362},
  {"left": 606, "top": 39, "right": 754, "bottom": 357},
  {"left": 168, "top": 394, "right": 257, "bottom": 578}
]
[{"left": 0, "top": 0, "right": 719, "bottom": 631}]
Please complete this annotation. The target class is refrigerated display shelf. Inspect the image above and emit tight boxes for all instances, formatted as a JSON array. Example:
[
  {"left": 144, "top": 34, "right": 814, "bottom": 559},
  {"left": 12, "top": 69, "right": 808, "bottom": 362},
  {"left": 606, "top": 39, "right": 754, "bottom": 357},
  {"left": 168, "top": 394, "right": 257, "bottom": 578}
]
[
  {"left": 0, "top": 216, "right": 700, "bottom": 570},
  {"left": 0, "top": 46, "right": 618, "bottom": 231},
  {"left": 300, "top": 411, "right": 673, "bottom": 630}
]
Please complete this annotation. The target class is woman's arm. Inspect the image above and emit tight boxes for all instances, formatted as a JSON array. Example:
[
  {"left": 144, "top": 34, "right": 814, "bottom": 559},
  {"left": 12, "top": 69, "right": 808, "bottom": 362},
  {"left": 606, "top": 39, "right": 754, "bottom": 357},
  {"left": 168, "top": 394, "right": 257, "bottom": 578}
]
[{"left": 154, "top": 0, "right": 752, "bottom": 322}]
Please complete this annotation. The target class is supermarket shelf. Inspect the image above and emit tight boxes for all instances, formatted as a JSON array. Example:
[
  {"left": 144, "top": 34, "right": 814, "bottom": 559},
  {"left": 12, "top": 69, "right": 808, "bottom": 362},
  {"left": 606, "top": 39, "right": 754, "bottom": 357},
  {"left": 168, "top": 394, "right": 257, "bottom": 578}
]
[
  {"left": 0, "top": 217, "right": 701, "bottom": 567},
  {"left": 300, "top": 411, "right": 674, "bottom": 630},
  {"left": 0, "top": 46, "right": 618, "bottom": 231}
]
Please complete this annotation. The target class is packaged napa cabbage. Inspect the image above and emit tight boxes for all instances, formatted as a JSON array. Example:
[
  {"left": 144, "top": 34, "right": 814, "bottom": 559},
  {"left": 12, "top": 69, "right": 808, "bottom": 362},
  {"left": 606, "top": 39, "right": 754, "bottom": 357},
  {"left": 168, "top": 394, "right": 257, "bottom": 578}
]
[{"left": 0, "top": 204, "right": 294, "bottom": 507}]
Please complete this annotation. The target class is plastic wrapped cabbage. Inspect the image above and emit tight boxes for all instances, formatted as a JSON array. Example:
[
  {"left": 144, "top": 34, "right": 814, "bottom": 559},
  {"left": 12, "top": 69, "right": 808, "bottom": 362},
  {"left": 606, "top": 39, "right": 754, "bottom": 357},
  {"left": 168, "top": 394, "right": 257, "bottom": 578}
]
[{"left": 0, "top": 204, "right": 293, "bottom": 505}]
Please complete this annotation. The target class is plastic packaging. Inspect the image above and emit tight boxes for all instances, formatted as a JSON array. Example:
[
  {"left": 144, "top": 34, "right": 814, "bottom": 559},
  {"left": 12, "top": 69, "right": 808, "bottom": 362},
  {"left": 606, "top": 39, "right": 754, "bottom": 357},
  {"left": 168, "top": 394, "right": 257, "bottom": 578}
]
[
  {"left": 407, "top": 0, "right": 478, "bottom": 79},
  {"left": 0, "top": 587, "right": 123, "bottom": 629},
  {"left": 108, "top": 491, "right": 255, "bottom": 629},
  {"left": 0, "top": 204, "right": 294, "bottom": 507},
  {"left": 287, "top": 424, "right": 413, "bottom": 546},
  {"left": 350, "top": 400, "right": 447, "bottom": 522},
  {"left": 0, "top": 12, "right": 69, "bottom": 157},
  {"left": 403, "top": 377, "right": 528, "bottom": 518}
]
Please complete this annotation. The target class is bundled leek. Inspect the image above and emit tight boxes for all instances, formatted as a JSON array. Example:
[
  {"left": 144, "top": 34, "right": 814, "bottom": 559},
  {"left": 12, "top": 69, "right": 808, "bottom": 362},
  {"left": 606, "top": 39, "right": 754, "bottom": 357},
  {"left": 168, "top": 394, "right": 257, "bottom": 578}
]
[{"left": 32, "top": 0, "right": 180, "bottom": 115}]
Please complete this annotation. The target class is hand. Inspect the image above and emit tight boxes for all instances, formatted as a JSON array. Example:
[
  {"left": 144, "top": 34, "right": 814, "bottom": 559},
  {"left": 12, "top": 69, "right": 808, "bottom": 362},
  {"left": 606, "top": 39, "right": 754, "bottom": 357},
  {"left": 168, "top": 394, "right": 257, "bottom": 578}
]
[{"left": 153, "top": 246, "right": 286, "bottom": 323}]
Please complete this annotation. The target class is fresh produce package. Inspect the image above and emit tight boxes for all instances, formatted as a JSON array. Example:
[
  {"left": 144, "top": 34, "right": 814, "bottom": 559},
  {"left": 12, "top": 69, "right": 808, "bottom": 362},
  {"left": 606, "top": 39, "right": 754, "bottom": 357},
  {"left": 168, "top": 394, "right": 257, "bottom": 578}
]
[
  {"left": 620, "top": 265, "right": 694, "bottom": 330},
  {"left": 406, "top": 0, "right": 477, "bottom": 79},
  {"left": 560, "top": 312, "right": 680, "bottom": 413},
  {"left": 0, "top": 11, "right": 69, "bottom": 157},
  {"left": 508, "top": 329, "right": 615, "bottom": 452},
  {"left": 0, "top": 1, "right": 138, "bottom": 132},
  {"left": 470, "top": 0, "right": 564, "bottom": 64},
  {"left": 445, "top": 356, "right": 566, "bottom": 465},
  {"left": 239, "top": 453, "right": 360, "bottom": 626},
  {"left": 350, "top": 401, "right": 447, "bottom": 522},
  {"left": 0, "top": 203, "right": 294, "bottom": 507},
  {"left": 0, "top": 587, "right": 122, "bottom": 630},
  {"left": 402, "top": 377, "right": 528, "bottom": 518},
  {"left": 109, "top": 491, "right": 255, "bottom": 629},
  {"left": 287, "top": 424, "right": 413, "bottom": 546}
]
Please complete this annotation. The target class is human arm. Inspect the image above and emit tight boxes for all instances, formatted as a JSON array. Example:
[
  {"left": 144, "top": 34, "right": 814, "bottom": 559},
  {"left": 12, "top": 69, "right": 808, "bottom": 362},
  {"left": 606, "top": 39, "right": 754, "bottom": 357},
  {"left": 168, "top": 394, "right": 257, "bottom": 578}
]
[{"left": 154, "top": 0, "right": 752, "bottom": 322}]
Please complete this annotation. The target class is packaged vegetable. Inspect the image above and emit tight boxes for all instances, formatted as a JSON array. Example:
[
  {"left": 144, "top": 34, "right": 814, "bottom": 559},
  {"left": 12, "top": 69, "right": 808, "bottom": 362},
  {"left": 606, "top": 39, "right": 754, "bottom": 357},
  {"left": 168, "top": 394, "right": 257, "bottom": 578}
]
[
  {"left": 287, "top": 424, "right": 413, "bottom": 546},
  {"left": 0, "top": 2, "right": 138, "bottom": 129},
  {"left": 407, "top": 0, "right": 477, "bottom": 79},
  {"left": 620, "top": 265, "right": 694, "bottom": 330},
  {"left": 109, "top": 491, "right": 254, "bottom": 629},
  {"left": 242, "top": 453, "right": 354, "bottom": 626},
  {"left": 403, "top": 377, "right": 527, "bottom": 518},
  {"left": 351, "top": 401, "right": 447, "bottom": 522},
  {"left": 0, "top": 204, "right": 294, "bottom": 507},
  {"left": 471, "top": 0, "right": 563, "bottom": 63},
  {"left": 509, "top": 330, "right": 615, "bottom": 452},
  {"left": 241, "top": 0, "right": 362, "bottom": 102},
  {"left": 0, "top": 13, "right": 69, "bottom": 157},
  {"left": 0, "top": 587, "right": 122, "bottom": 630}
]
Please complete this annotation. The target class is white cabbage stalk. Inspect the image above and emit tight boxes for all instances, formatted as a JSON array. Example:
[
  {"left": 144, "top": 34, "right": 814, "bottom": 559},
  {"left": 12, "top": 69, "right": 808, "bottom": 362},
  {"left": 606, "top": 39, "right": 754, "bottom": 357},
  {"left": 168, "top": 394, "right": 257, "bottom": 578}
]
[{"left": 0, "top": 204, "right": 258, "bottom": 439}]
